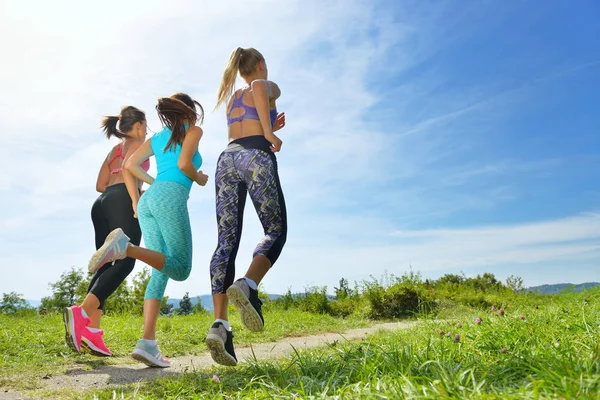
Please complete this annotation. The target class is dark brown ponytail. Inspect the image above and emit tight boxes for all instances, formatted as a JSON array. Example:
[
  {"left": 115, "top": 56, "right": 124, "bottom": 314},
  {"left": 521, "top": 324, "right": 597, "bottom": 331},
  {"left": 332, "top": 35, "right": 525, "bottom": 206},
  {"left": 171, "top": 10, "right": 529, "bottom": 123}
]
[
  {"left": 156, "top": 93, "right": 204, "bottom": 151},
  {"left": 100, "top": 106, "right": 146, "bottom": 139}
]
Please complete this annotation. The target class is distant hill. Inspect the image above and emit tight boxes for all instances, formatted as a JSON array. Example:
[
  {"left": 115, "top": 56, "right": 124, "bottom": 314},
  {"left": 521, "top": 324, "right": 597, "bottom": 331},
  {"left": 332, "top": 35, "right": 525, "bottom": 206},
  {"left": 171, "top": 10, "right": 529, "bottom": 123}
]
[
  {"left": 167, "top": 294, "right": 284, "bottom": 311},
  {"left": 25, "top": 294, "right": 286, "bottom": 311},
  {"left": 26, "top": 300, "right": 42, "bottom": 308},
  {"left": 526, "top": 282, "right": 599, "bottom": 294}
]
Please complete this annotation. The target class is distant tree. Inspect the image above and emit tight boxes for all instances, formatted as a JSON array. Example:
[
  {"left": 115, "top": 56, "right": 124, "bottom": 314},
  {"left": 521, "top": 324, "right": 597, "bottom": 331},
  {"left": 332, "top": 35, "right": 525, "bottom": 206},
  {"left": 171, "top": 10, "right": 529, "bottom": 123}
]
[
  {"left": 438, "top": 274, "right": 465, "bottom": 285},
  {"left": 41, "top": 267, "right": 88, "bottom": 312},
  {"left": 257, "top": 284, "right": 270, "bottom": 304},
  {"left": 506, "top": 275, "right": 524, "bottom": 293},
  {"left": 104, "top": 281, "right": 135, "bottom": 314},
  {"left": 467, "top": 273, "right": 500, "bottom": 292},
  {"left": 193, "top": 296, "right": 206, "bottom": 314},
  {"left": 178, "top": 292, "right": 193, "bottom": 315},
  {"left": 334, "top": 278, "right": 352, "bottom": 299},
  {"left": 160, "top": 296, "right": 173, "bottom": 315},
  {"left": 131, "top": 268, "right": 151, "bottom": 315},
  {"left": 0, "top": 292, "right": 30, "bottom": 314}
]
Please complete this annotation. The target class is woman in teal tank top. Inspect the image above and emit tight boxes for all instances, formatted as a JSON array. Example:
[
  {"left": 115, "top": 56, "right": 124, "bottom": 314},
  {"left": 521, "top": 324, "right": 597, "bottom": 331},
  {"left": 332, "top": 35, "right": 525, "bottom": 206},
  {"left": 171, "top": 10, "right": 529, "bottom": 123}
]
[{"left": 86, "top": 92, "right": 208, "bottom": 368}]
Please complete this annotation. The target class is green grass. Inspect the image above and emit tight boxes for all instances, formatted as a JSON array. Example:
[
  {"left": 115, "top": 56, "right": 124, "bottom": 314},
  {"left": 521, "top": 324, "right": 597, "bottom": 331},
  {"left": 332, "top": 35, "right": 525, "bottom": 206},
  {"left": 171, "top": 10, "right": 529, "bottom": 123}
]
[
  {"left": 0, "top": 309, "right": 368, "bottom": 390},
  {"left": 79, "top": 287, "right": 599, "bottom": 399}
]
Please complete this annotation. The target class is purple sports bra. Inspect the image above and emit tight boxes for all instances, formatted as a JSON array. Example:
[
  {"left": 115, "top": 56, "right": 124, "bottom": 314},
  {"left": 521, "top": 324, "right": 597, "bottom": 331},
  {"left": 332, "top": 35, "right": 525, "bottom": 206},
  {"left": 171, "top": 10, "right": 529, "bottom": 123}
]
[{"left": 227, "top": 86, "right": 277, "bottom": 128}]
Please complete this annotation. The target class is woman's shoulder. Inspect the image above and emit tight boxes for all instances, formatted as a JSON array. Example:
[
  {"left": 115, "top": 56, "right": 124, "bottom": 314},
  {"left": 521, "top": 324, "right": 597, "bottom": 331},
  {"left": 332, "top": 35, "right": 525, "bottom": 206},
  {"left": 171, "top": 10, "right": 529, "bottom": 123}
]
[
  {"left": 250, "top": 80, "right": 279, "bottom": 98},
  {"left": 148, "top": 127, "right": 169, "bottom": 148},
  {"left": 186, "top": 125, "right": 203, "bottom": 136},
  {"left": 152, "top": 127, "right": 170, "bottom": 139},
  {"left": 249, "top": 79, "right": 271, "bottom": 89}
]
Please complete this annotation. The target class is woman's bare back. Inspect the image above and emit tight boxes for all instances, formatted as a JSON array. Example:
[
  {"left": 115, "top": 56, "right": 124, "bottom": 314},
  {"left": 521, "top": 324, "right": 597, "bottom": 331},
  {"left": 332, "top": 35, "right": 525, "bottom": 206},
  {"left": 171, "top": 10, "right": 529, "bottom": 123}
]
[
  {"left": 227, "top": 86, "right": 277, "bottom": 142},
  {"left": 104, "top": 140, "right": 145, "bottom": 188}
]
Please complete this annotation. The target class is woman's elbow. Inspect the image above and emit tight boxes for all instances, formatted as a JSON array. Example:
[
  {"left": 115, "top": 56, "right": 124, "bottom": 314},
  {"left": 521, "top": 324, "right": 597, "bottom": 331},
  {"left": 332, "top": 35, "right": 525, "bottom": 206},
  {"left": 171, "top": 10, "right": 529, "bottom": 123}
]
[
  {"left": 178, "top": 160, "right": 191, "bottom": 172},
  {"left": 124, "top": 159, "right": 135, "bottom": 171}
]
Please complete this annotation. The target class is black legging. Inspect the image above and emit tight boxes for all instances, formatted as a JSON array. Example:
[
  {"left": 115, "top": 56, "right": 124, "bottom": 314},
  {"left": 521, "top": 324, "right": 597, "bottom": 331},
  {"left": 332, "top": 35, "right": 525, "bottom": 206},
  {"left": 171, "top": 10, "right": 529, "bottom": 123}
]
[{"left": 87, "top": 183, "right": 142, "bottom": 310}]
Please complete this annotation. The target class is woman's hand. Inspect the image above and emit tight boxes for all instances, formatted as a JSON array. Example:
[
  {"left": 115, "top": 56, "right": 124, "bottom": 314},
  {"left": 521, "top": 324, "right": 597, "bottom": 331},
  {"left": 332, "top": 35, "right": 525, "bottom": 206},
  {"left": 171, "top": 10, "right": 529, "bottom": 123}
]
[
  {"left": 265, "top": 132, "right": 282, "bottom": 152},
  {"left": 272, "top": 112, "right": 286, "bottom": 132},
  {"left": 196, "top": 170, "right": 209, "bottom": 186}
]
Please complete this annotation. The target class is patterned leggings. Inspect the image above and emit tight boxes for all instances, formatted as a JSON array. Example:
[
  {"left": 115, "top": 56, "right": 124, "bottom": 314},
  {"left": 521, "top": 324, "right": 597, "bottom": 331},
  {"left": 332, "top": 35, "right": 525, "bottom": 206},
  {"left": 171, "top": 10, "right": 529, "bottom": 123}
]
[
  {"left": 210, "top": 147, "right": 287, "bottom": 294},
  {"left": 137, "top": 181, "right": 193, "bottom": 301}
]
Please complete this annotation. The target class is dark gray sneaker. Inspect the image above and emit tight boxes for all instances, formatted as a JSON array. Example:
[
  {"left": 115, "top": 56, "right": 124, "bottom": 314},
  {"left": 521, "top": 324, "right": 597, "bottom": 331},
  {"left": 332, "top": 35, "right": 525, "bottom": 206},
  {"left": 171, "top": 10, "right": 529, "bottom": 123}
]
[
  {"left": 226, "top": 278, "right": 264, "bottom": 332},
  {"left": 206, "top": 322, "right": 237, "bottom": 367}
]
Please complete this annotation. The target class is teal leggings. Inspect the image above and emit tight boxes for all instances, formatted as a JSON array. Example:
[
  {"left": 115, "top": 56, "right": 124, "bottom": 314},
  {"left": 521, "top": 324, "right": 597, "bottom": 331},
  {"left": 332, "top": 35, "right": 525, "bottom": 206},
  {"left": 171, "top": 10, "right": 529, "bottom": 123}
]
[{"left": 137, "top": 181, "right": 193, "bottom": 301}]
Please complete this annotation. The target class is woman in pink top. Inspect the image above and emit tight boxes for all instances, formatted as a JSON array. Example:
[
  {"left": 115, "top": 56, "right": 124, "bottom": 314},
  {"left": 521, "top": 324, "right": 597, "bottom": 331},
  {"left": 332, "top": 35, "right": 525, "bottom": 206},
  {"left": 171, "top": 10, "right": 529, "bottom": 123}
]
[{"left": 63, "top": 106, "right": 150, "bottom": 357}]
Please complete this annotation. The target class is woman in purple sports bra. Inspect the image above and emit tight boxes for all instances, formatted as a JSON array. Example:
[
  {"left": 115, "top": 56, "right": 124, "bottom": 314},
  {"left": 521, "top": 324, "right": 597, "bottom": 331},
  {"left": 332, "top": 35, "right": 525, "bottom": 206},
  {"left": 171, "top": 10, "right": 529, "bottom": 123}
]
[
  {"left": 205, "top": 47, "right": 287, "bottom": 366},
  {"left": 62, "top": 106, "right": 150, "bottom": 357}
]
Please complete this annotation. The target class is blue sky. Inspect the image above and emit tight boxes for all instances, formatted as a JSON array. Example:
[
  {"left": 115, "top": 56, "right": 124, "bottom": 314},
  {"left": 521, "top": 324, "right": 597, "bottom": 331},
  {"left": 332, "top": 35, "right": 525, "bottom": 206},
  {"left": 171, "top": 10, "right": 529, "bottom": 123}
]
[{"left": 0, "top": 0, "right": 598, "bottom": 300}]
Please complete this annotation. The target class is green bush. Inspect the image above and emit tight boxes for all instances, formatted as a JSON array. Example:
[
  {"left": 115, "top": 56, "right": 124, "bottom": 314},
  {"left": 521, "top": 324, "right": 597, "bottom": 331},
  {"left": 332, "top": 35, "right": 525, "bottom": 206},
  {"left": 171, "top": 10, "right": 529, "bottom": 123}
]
[
  {"left": 270, "top": 287, "right": 334, "bottom": 315},
  {"left": 272, "top": 289, "right": 296, "bottom": 311},
  {"left": 329, "top": 297, "right": 358, "bottom": 318},
  {"left": 298, "top": 286, "right": 331, "bottom": 314},
  {"left": 364, "top": 282, "right": 421, "bottom": 319},
  {"left": 451, "top": 291, "right": 493, "bottom": 309}
]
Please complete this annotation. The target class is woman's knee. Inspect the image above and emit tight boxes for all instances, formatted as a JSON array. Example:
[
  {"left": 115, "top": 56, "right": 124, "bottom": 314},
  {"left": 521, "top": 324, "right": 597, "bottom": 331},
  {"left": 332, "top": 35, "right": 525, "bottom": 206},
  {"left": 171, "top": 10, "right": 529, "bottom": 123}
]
[
  {"left": 175, "top": 267, "right": 191, "bottom": 282},
  {"left": 169, "top": 263, "right": 191, "bottom": 282}
]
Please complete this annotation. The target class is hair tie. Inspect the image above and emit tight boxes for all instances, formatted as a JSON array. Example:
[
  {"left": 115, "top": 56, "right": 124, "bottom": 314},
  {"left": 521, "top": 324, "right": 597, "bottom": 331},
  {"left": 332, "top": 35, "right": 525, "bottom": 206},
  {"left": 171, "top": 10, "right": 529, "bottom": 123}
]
[{"left": 117, "top": 115, "right": 122, "bottom": 121}]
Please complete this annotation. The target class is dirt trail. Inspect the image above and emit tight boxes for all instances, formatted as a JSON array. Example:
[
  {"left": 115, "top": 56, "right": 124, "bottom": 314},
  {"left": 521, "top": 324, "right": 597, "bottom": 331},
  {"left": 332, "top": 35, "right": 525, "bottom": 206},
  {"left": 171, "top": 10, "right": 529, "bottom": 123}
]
[{"left": 1, "top": 321, "right": 417, "bottom": 399}]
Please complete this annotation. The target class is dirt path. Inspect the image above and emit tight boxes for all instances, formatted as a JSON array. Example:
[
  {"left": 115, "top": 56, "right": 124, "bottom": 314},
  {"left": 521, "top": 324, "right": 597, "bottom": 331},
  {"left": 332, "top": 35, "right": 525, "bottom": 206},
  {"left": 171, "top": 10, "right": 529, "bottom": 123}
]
[{"left": 1, "top": 321, "right": 417, "bottom": 399}]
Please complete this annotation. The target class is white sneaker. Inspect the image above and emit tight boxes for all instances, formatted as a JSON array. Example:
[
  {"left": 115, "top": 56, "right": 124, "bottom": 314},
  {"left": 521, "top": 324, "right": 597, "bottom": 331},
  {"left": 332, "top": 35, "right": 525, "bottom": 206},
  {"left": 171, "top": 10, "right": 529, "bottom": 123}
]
[
  {"left": 88, "top": 228, "right": 130, "bottom": 273},
  {"left": 131, "top": 340, "right": 171, "bottom": 368}
]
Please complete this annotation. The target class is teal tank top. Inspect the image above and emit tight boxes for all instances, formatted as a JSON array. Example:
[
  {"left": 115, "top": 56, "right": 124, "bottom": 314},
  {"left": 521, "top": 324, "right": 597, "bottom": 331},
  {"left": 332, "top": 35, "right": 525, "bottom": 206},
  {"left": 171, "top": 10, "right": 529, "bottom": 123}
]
[{"left": 151, "top": 126, "right": 202, "bottom": 190}]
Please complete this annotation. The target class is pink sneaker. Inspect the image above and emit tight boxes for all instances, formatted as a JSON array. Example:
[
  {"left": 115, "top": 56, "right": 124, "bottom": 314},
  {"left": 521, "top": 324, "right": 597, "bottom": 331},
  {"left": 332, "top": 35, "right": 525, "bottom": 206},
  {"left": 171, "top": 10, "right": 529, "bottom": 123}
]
[
  {"left": 81, "top": 328, "right": 112, "bottom": 356},
  {"left": 62, "top": 305, "right": 91, "bottom": 352}
]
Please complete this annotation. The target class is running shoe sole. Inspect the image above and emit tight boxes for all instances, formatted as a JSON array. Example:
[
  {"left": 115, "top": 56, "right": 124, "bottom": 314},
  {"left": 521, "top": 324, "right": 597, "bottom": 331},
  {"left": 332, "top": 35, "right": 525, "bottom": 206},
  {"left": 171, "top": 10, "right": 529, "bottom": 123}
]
[
  {"left": 131, "top": 349, "right": 170, "bottom": 368},
  {"left": 81, "top": 337, "right": 112, "bottom": 357},
  {"left": 88, "top": 228, "right": 127, "bottom": 273},
  {"left": 62, "top": 307, "right": 79, "bottom": 352},
  {"left": 206, "top": 334, "right": 237, "bottom": 366},
  {"left": 226, "top": 284, "right": 264, "bottom": 332}
]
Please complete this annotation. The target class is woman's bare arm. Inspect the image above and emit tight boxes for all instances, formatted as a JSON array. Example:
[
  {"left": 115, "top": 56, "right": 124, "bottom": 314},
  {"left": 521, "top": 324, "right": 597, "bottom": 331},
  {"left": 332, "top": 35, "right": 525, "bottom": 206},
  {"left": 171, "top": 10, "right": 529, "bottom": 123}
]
[
  {"left": 178, "top": 126, "right": 208, "bottom": 186},
  {"left": 251, "top": 79, "right": 282, "bottom": 152},
  {"left": 96, "top": 158, "right": 110, "bottom": 193}
]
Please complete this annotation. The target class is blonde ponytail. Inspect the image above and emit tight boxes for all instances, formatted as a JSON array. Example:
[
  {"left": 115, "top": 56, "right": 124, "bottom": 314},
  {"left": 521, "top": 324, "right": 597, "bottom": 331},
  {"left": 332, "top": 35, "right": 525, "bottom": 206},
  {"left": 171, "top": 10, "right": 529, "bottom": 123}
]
[
  {"left": 215, "top": 47, "right": 244, "bottom": 110},
  {"left": 215, "top": 47, "right": 266, "bottom": 110}
]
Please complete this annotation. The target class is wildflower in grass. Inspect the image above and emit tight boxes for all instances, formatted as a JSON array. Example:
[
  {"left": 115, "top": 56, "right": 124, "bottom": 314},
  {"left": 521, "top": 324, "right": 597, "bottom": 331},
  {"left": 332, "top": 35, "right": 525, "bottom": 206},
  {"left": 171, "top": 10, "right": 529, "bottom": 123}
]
[
  {"left": 445, "top": 331, "right": 452, "bottom": 337},
  {"left": 491, "top": 306, "right": 496, "bottom": 311},
  {"left": 498, "top": 309, "right": 505, "bottom": 316},
  {"left": 500, "top": 348, "right": 507, "bottom": 354},
  {"left": 212, "top": 374, "right": 220, "bottom": 383},
  {"left": 438, "top": 329, "right": 445, "bottom": 336},
  {"left": 520, "top": 314, "right": 526, "bottom": 321},
  {"left": 456, "top": 322, "right": 462, "bottom": 328},
  {"left": 454, "top": 334, "right": 460, "bottom": 343},
  {"left": 475, "top": 317, "right": 482, "bottom": 324},
  {"left": 564, "top": 309, "right": 569, "bottom": 314}
]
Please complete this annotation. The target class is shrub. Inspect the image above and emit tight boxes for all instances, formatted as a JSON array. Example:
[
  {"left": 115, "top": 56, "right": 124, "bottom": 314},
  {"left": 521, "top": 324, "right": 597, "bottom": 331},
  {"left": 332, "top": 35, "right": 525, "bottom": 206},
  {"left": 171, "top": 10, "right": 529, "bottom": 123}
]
[
  {"left": 298, "top": 286, "right": 331, "bottom": 315},
  {"left": 329, "top": 297, "right": 358, "bottom": 318},
  {"left": 364, "top": 282, "right": 421, "bottom": 319}
]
